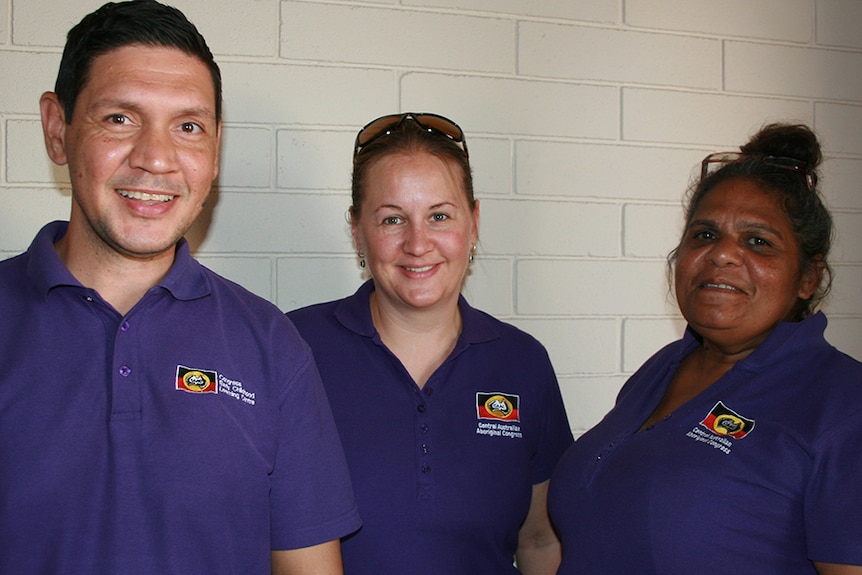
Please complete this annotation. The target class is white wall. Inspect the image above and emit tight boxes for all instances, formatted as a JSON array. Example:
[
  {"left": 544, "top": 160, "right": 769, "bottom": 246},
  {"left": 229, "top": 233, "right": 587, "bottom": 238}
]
[{"left": 1, "top": 0, "right": 860, "bottom": 435}]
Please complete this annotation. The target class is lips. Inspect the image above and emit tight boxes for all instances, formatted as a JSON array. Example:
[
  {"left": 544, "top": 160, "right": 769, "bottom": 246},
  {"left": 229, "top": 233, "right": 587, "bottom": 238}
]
[
  {"left": 697, "top": 278, "right": 749, "bottom": 297},
  {"left": 117, "top": 189, "right": 174, "bottom": 203},
  {"left": 702, "top": 282, "right": 740, "bottom": 292},
  {"left": 404, "top": 265, "right": 434, "bottom": 273}
]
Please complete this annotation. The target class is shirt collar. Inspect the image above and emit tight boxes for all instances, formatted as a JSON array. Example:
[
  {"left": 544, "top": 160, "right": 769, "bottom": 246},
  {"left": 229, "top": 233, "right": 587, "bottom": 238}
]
[
  {"left": 681, "top": 312, "right": 829, "bottom": 369},
  {"left": 27, "top": 221, "right": 81, "bottom": 297},
  {"left": 26, "top": 220, "right": 210, "bottom": 301},
  {"left": 333, "top": 279, "right": 499, "bottom": 345},
  {"left": 740, "top": 312, "right": 829, "bottom": 369}
]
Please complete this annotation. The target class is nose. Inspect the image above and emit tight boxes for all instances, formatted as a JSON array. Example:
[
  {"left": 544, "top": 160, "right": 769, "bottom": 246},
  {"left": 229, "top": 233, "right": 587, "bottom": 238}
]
[
  {"left": 402, "top": 223, "right": 433, "bottom": 256},
  {"left": 708, "top": 236, "right": 742, "bottom": 267},
  {"left": 128, "top": 125, "right": 179, "bottom": 174}
]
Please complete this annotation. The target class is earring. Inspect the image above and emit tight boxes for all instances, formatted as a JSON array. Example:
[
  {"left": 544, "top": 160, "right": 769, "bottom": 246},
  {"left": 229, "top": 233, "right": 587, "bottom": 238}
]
[
  {"left": 358, "top": 252, "right": 366, "bottom": 268},
  {"left": 469, "top": 245, "right": 476, "bottom": 263}
]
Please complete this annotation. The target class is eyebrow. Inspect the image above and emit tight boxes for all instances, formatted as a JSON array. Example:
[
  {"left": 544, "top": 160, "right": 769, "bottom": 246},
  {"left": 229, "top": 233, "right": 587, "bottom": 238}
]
[
  {"left": 89, "top": 97, "right": 216, "bottom": 121},
  {"left": 689, "top": 218, "right": 785, "bottom": 239},
  {"left": 373, "top": 201, "right": 457, "bottom": 213}
]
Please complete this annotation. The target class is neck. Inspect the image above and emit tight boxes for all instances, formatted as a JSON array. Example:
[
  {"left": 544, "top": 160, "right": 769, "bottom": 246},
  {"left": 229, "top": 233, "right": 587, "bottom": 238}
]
[
  {"left": 55, "top": 232, "right": 176, "bottom": 316},
  {"left": 697, "top": 327, "right": 775, "bottom": 368},
  {"left": 370, "top": 290, "right": 462, "bottom": 341},
  {"left": 369, "top": 291, "right": 463, "bottom": 388},
  {"left": 688, "top": 344, "right": 738, "bottom": 381}
]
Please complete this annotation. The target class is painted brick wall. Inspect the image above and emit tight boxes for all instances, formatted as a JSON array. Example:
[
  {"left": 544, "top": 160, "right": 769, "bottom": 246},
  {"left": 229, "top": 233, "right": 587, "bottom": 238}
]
[{"left": 1, "top": 0, "right": 860, "bottom": 435}]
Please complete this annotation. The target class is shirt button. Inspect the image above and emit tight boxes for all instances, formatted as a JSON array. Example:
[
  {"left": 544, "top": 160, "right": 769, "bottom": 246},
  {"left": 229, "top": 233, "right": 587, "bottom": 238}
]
[
  {"left": 417, "top": 404, "right": 426, "bottom": 413},
  {"left": 421, "top": 465, "right": 431, "bottom": 474},
  {"left": 420, "top": 425, "right": 429, "bottom": 434},
  {"left": 421, "top": 444, "right": 429, "bottom": 454},
  {"left": 119, "top": 365, "right": 131, "bottom": 377},
  {"left": 423, "top": 387, "right": 433, "bottom": 396},
  {"left": 120, "top": 320, "right": 131, "bottom": 332}
]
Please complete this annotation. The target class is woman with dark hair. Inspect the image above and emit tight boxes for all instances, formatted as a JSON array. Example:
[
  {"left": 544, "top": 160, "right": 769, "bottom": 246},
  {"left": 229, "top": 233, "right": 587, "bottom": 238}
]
[
  {"left": 548, "top": 123, "right": 862, "bottom": 574},
  {"left": 288, "top": 113, "right": 573, "bottom": 575}
]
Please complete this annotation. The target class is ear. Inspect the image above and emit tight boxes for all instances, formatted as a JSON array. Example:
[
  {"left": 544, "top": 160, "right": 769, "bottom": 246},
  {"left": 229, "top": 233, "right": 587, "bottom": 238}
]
[
  {"left": 471, "top": 199, "right": 481, "bottom": 245},
  {"left": 349, "top": 208, "right": 363, "bottom": 254},
  {"left": 40, "top": 92, "right": 69, "bottom": 166},
  {"left": 798, "top": 256, "right": 824, "bottom": 300},
  {"left": 211, "top": 122, "right": 222, "bottom": 180}
]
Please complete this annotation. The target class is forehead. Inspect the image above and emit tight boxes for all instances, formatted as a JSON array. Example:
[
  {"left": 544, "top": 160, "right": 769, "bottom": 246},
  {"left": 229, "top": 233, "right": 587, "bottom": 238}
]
[
  {"left": 79, "top": 44, "right": 216, "bottom": 112},
  {"left": 365, "top": 151, "right": 468, "bottom": 201},
  {"left": 694, "top": 177, "right": 790, "bottom": 225}
]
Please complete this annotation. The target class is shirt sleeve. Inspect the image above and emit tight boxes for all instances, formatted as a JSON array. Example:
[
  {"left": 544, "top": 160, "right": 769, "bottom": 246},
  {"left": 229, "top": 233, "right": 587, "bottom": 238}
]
[
  {"left": 530, "top": 347, "right": 575, "bottom": 485},
  {"left": 269, "top": 345, "right": 361, "bottom": 550},
  {"left": 804, "top": 408, "right": 862, "bottom": 565}
]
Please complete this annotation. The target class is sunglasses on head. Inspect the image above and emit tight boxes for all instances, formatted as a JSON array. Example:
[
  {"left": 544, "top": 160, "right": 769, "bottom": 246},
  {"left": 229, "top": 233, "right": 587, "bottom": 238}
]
[
  {"left": 353, "top": 112, "right": 468, "bottom": 160},
  {"left": 701, "top": 151, "right": 817, "bottom": 192}
]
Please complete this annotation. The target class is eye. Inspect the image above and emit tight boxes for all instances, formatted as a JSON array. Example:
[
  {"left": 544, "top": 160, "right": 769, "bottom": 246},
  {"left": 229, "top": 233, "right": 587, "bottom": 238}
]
[
  {"left": 747, "top": 236, "right": 771, "bottom": 248},
  {"left": 693, "top": 230, "right": 716, "bottom": 241},
  {"left": 107, "top": 114, "right": 129, "bottom": 125},
  {"left": 382, "top": 216, "right": 403, "bottom": 225},
  {"left": 180, "top": 122, "right": 203, "bottom": 134},
  {"left": 430, "top": 213, "right": 449, "bottom": 222}
]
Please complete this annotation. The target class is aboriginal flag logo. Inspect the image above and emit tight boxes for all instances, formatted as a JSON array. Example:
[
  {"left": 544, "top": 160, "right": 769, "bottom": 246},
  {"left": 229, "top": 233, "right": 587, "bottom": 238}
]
[
  {"left": 700, "top": 401, "right": 755, "bottom": 439},
  {"left": 176, "top": 365, "right": 218, "bottom": 394},
  {"left": 477, "top": 392, "right": 520, "bottom": 422}
]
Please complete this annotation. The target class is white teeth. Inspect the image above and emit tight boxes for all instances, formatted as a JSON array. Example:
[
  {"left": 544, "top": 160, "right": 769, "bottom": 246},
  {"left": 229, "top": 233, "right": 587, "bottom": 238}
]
[
  {"left": 406, "top": 265, "right": 433, "bottom": 272},
  {"left": 117, "top": 189, "right": 173, "bottom": 202},
  {"left": 704, "top": 283, "right": 738, "bottom": 291}
]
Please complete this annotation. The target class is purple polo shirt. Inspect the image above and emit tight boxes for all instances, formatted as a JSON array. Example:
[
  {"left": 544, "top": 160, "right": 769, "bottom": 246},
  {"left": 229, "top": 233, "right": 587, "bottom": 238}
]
[
  {"left": 549, "top": 313, "right": 862, "bottom": 574},
  {"left": 0, "top": 221, "right": 360, "bottom": 574},
  {"left": 288, "top": 280, "right": 573, "bottom": 575}
]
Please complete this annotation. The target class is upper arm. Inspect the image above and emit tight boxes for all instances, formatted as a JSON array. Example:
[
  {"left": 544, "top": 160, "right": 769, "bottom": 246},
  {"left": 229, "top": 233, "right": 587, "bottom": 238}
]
[
  {"left": 515, "top": 480, "right": 561, "bottom": 575},
  {"left": 518, "top": 480, "right": 555, "bottom": 544},
  {"left": 271, "top": 540, "right": 343, "bottom": 575},
  {"left": 814, "top": 562, "right": 862, "bottom": 575}
]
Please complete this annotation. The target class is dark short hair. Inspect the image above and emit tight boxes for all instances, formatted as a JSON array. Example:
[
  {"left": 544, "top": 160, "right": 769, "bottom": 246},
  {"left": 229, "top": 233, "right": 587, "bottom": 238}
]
[
  {"left": 54, "top": 0, "right": 221, "bottom": 123},
  {"left": 350, "top": 118, "right": 475, "bottom": 219},
  {"left": 668, "top": 123, "right": 834, "bottom": 320}
]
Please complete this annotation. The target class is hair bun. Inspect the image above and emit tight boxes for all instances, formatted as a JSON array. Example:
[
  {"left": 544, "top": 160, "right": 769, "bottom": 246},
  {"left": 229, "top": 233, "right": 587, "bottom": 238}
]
[{"left": 740, "top": 123, "right": 822, "bottom": 169}]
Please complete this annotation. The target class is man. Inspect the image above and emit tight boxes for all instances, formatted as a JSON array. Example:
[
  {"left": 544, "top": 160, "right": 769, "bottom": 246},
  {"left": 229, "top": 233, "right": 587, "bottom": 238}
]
[{"left": 0, "top": 1, "right": 359, "bottom": 573}]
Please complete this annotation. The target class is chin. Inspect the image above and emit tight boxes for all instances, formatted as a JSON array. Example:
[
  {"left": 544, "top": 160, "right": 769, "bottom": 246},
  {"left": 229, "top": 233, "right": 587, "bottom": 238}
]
[
  {"left": 399, "top": 289, "right": 447, "bottom": 309},
  {"left": 685, "top": 311, "right": 744, "bottom": 332}
]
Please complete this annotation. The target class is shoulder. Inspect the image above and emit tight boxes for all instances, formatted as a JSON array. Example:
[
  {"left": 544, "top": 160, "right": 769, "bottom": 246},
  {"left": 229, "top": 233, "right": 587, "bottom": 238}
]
[
  {"left": 0, "top": 252, "right": 27, "bottom": 282},
  {"left": 794, "top": 345, "right": 862, "bottom": 431},
  {"left": 199, "top": 266, "right": 285, "bottom": 318},
  {"left": 754, "top": 315, "right": 862, "bottom": 423},
  {"left": 459, "top": 305, "right": 562, "bottom": 389},
  {"left": 194, "top": 266, "right": 312, "bottom": 355},
  {"left": 615, "top": 337, "right": 689, "bottom": 401},
  {"left": 287, "top": 298, "right": 342, "bottom": 327},
  {"left": 461, "top": 300, "right": 548, "bottom": 352},
  {"left": 286, "top": 296, "right": 353, "bottom": 345},
  {"left": 287, "top": 284, "right": 372, "bottom": 344},
  {"left": 0, "top": 254, "right": 32, "bottom": 319}
]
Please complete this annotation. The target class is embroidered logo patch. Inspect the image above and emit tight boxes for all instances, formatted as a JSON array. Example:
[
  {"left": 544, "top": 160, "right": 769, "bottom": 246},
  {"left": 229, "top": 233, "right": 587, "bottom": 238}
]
[
  {"left": 700, "top": 401, "right": 755, "bottom": 439},
  {"left": 176, "top": 365, "right": 218, "bottom": 394},
  {"left": 476, "top": 392, "right": 520, "bottom": 422}
]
